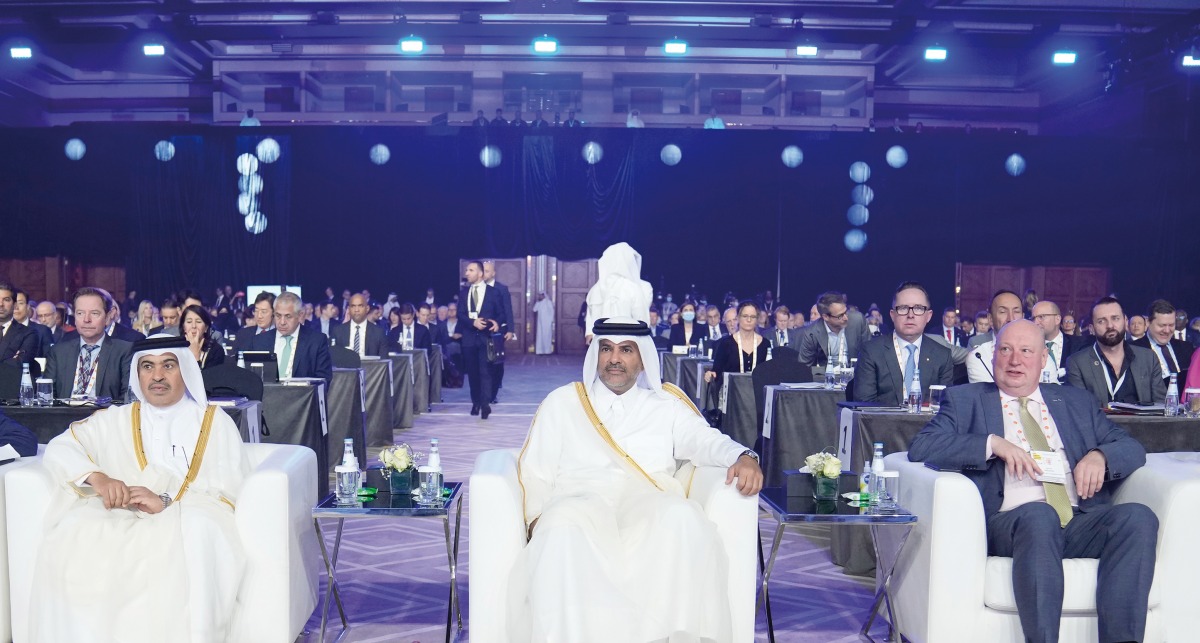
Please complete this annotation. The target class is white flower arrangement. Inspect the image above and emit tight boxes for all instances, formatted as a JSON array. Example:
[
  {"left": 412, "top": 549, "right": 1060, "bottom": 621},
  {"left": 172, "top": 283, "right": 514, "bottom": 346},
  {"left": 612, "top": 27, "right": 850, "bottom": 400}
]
[
  {"left": 380, "top": 443, "right": 420, "bottom": 472},
  {"left": 804, "top": 450, "right": 843, "bottom": 479}
]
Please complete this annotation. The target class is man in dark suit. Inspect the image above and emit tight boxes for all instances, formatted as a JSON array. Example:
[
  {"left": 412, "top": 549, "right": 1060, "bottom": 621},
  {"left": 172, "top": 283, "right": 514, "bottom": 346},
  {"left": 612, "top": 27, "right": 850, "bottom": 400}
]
[
  {"left": 306, "top": 301, "right": 339, "bottom": 338},
  {"left": 0, "top": 283, "right": 38, "bottom": 369},
  {"left": 937, "top": 307, "right": 969, "bottom": 348},
  {"left": 699, "top": 305, "right": 724, "bottom": 343},
  {"left": 386, "top": 303, "right": 432, "bottom": 352},
  {"left": 12, "top": 288, "right": 53, "bottom": 359},
  {"left": 440, "top": 302, "right": 463, "bottom": 371},
  {"left": 0, "top": 409, "right": 37, "bottom": 459},
  {"left": 1067, "top": 297, "right": 1165, "bottom": 407},
  {"left": 105, "top": 301, "right": 146, "bottom": 343},
  {"left": 331, "top": 293, "right": 389, "bottom": 358},
  {"left": 796, "top": 291, "right": 872, "bottom": 367},
  {"left": 1132, "top": 299, "right": 1194, "bottom": 387},
  {"left": 147, "top": 300, "right": 181, "bottom": 337},
  {"left": 768, "top": 305, "right": 793, "bottom": 348},
  {"left": 44, "top": 287, "right": 132, "bottom": 400},
  {"left": 233, "top": 292, "right": 276, "bottom": 354},
  {"left": 250, "top": 291, "right": 332, "bottom": 385},
  {"left": 909, "top": 319, "right": 1157, "bottom": 643},
  {"left": 457, "top": 260, "right": 505, "bottom": 419},
  {"left": 483, "top": 261, "right": 514, "bottom": 404},
  {"left": 1031, "top": 300, "right": 1088, "bottom": 383},
  {"left": 853, "top": 282, "right": 954, "bottom": 405}
]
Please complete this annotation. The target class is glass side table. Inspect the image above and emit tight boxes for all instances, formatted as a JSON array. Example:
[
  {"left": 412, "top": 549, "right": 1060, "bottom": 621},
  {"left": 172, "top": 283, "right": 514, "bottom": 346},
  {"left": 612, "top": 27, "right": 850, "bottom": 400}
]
[
  {"left": 312, "top": 482, "right": 464, "bottom": 643},
  {"left": 757, "top": 487, "right": 916, "bottom": 643}
]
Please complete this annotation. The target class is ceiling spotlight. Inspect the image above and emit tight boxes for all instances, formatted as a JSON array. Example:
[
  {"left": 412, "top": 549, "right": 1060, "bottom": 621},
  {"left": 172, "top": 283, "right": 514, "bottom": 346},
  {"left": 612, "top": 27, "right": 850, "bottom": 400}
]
[
  {"left": 399, "top": 35, "right": 424, "bottom": 54},
  {"left": 1052, "top": 51, "right": 1077, "bottom": 65},
  {"left": 143, "top": 44, "right": 166, "bottom": 56},
  {"left": 664, "top": 39, "right": 687, "bottom": 56},
  {"left": 9, "top": 47, "right": 32, "bottom": 59},
  {"left": 924, "top": 47, "right": 947, "bottom": 61},
  {"left": 532, "top": 35, "right": 558, "bottom": 54},
  {"left": 795, "top": 45, "right": 818, "bottom": 57}
]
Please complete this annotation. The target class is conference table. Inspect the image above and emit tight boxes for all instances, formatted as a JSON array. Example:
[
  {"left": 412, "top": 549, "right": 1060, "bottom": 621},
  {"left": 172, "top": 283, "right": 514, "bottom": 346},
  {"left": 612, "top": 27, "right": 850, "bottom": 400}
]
[
  {"left": 327, "top": 368, "right": 368, "bottom": 475},
  {"left": 262, "top": 380, "right": 330, "bottom": 497},
  {"left": 403, "top": 349, "right": 430, "bottom": 415},
  {"left": 386, "top": 353, "right": 415, "bottom": 437},
  {"left": 760, "top": 385, "right": 847, "bottom": 488},
  {"left": 717, "top": 373, "right": 758, "bottom": 450},
  {"left": 360, "top": 359, "right": 396, "bottom": 444},
  {"left": 4, "top": 400, "right": 262, "bottom": 445}
]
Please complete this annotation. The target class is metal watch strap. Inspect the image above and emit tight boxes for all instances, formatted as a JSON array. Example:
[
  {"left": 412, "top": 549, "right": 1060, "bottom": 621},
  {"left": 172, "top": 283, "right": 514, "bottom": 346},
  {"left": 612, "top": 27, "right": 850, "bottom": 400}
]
[
  {"left": 740, "top": 449, "right": 760, "bottom": 463},
  {"left": 159, "top": 493, "right": 172, "bottom": 509}
]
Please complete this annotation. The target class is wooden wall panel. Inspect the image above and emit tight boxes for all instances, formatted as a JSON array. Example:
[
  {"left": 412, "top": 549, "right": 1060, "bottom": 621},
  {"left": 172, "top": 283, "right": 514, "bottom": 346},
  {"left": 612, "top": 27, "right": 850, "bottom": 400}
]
[
  {"left": 956, "top": 263, "right": 1110, "bottom": 323},
  {"left": 555, "top": 259, "right": 597, "bottom": 355}
]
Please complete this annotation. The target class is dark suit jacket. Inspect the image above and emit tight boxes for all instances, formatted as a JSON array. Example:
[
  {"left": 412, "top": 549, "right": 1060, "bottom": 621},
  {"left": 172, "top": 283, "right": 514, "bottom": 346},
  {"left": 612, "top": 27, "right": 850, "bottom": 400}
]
[
  {"left": 0, "top": 322, "right": 37, "bottom": 368},
  {"left": 0, "top": 410, "right": 37, "bottom": 458},
  {"left": 853, "top": 335, "right": 955, "bottom": 406},
  {"left": 250, "top": 326, "right": 333, "bottom": 385},
  {"left": 1130, "top": 335, "right": 1194, "bottom": 385},
  {"left": 233, "top": 326, "right": 272, "bottom": 354},
  {"left": 936, "top": 325, "right": 969, "bottom": 348},
  {"left": 457, "top": 284, "right": 505, "bottom": 347},
  {"left": 908, "top": 382, "right": 1146, "bottom": 519},
  {"left": 146, "top": 324, "right": 180, "bottom": 337},
  {"left": 1065, "top": 343, "right": 1165, "bottom": 406},
  {"left": 45, "top": 336, "right": 133, "bottom": 401},
  {"left": 387, "top": 324, "right": 432, "bottom": 352},
  {"left": 1058, "top": 333, "right": 1090, "bottom": 365},
  {"left": 428, "top": 322, "right": 447, "bottom": 347},
  {"left": 331, "top": 321, "right": 389, "bottom": 358},
  {"left": 488, "top": 281, "right": 514, "bottom": 335},
  {"left": 796, "top": 311, "right": 872, "bottom": 367},
  {"left": 22, "top": 322, "right": 54, "bottom": 359},
  {"left": 110, "top": 324, "right": 146, "bottom": 344},
  {"left": 668, "top": 322, "right": 706, "bottom": 347}
]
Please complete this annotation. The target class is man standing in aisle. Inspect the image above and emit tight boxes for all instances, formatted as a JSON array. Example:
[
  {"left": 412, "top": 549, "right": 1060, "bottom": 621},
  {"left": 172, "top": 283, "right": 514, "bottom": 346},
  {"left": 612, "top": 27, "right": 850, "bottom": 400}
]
[
  {"left": 483, "top": 261, "right": 514, "bottom": 404},
  {"left": 456, "top": 261, "right": 504, "bottom": 419}
]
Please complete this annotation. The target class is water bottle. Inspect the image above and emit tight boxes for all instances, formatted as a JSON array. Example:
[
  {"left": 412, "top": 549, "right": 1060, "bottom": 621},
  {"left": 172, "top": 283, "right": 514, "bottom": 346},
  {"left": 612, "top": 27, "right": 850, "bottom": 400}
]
[
  {"left": 419, "top": 438, "right": 444, "bottom": 505},
  {"left": 237, "top": 351, "right": 246, "bottom": 370},
  {"left": 859, "top": 460, "right": 872, "bottom": 503},
  {"left": 906, "top": 368, "right": 923, "bottom": 413},
  {"left": 765, "top": 344, "right": 773, "bottom": 361},
  {"left": 18, "top": 364, "right": 34, "bottom": 407},
  {"left": 869, "top": 442, "right": 886, "bottom": 506},
  {"left": 1164, "top": 374, "right": 1180, "bottom": 417},
  {"left": 334, "top": 438, "right": 361, "bottom": 504},
  {"left": 696, "top": 337, "right": 705, "bottom": 360}
]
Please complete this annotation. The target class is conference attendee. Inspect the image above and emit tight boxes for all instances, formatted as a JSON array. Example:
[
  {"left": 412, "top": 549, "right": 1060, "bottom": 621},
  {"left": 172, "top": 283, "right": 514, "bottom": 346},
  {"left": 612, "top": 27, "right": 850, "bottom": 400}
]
[
  {"left": 512, "top": 110, "right": 528, "bottom": 127},
  {"left": 969, "top": 311, "right": 993, "bottom": 347},
  {"left": 1031, "top": 300, "right": 1088, "bottom": 383},
  {"left": 967, "top": 291, "right": 1025, "bottom": 382},
  {"left": 456, "top": 260, "right": 504, "bottom": 419},
  {"left": 796, "top": 291, "right": 871, "bottom": 368},
  {"left": 702, "top": 305, "right": 725, "bottom": 342},
  {"left": 250, "top": 291, "right": 333, "bottom": 385},
  {"left": 512, "top": 318, "right": 762, "bottom": 642},
  {"left": 1066, "top": 297, "right": 1164, "bottom": 407},
  {"left": 484, "top": 261, "right": 515, "bottom": 403},
  {"left": 769, "top": 305, "right": 794, "bottom": 348},
  {"left": 31, "top": 335, "right": 249, "bottom": 642},
  {"left": 133, "top": 300, "right": 157, "bottom": 336},
  {"left": 1131, "top": 299, "right": 1193, "bottom": 387},
  {"left": 35, "top": 300, "right": 65, "bottom": 347},
  {"left": 1127, "top": 315, "right": 1147, "bottom": 342},
  {"left": 702, "top": 108, "right": 725, "bottom": 129},
  {"left": 660, "top": 293, "right": 679, "bottom": 319},
  {"left": 436, "top": 305, "right": 449, "bottom": 323},
  {"left": 228, "top": 289, "right": 246, "bottom": 314},
  {"left": 0, "top": 283, "right": 38, "bottom": 368},
  {"left": 123, "top": 290, "right": 139, "bottom": 321},
  {"left": 233, "top": 292, "right": 276, "bottom": 354},
  {"left": 1174, "top": 309, "right": 1196, "bottom": 345},
  {"left": 808, "top": 304, "right": 820, "bottom": 323},
  {"left": 647, "top": 307, "right": 669, "bottom": 340},
  {"left": 181, "top": 305, "right": 226, "bottom": 370},
  {"left": 307, "top": 301, "right": 339, "bottom": 338},
  {"left": 45, "top": 287, "right": 133, "bottom": 400},
  {"left": 240, "top": 107, "right": 260, "bottom": 125},
  {"left": 12, "top": 288, "right": 53, "bottom": 358},
  {"left": 761, "top": 290, "right": 775, "bottom": 315},
  {"left": 668, "top": 302, "right": 706, "bottom": 348},
  {"left": 213, "top": 286, "right": 230, "bottom": 311},
  {"left": 56, "top": 302, "right": 73, "bottom": 332},
  {"left": 333, "top": 293, "right": 390, "bottom": 358},
  {"left": 531, "top": 110, "right": 549, "bottom": 127},
  {"left": 490, "top": 108, "right": 508, "bottom": 126},
  {"left": 1061, "top": 313, "right": 1079, "bottom": 337},
  {"left": 939, "top": 307, "right": 967, "bottom": 347},
  {"left": 0, "top": 408, "right": 36, "bottom": 458},
  {"left": 853, "top": 282, "right": 954, "bottom": 405},
  {"left": 386, "top": 303, "right": 431, "bottom": 353},
  {"left": 472, "top": 110, "right": 489, "bottom": 126},
  {"left": 908, "top": 319, "right": 1157, "bottom": 643},
  {"left": 1022, "top": 289, "right": 1039, "bottom": 319},
  {"left": 533, "top": 292, "right": 554, "bottom": 355},
  {"left": 722, "top": 307, "right": 738, "bottom": 335},
  {"left": 583, "top": 244, "right": 653, "bottom": 345},
  {"left": 148, "top": 300, "right": 182, "bottom": 337},
  {"left": 104, "top": 301, "right": 147, "bottom": 343},
  {"left": 562, "top": 109, "right": 582, "bottom": 127},
  {"left": 866, "top": 306, "right": 885, "bottom": 337},
  {"left": 625, "top": 109, "right": 644, "bottom": 128},
  {"left": 417, "top": 303, "right": 434, "bottom": 331},
  {"left": 958, "top": 317, "right": 975, "bottom": 339},
  {"left": 705, "top": 302, "right": 770, "bottom": 387},
  {"left": 440, "top": 301, "right": 463, "bottom": 370}
]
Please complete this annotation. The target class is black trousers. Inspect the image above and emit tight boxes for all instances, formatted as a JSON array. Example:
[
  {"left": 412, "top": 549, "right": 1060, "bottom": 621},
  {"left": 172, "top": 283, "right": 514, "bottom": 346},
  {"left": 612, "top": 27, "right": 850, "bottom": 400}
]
[{"left": 462, "top": 341, "right": 493, "bottom": 407}]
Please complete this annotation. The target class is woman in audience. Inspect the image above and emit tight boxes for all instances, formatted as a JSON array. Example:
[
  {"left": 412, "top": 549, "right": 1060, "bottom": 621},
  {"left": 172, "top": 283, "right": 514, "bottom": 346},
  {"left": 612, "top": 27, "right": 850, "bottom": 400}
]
[
  {"left": 668, "top": 301, "right": 705, "bottom": 347},
  {"left": 705, "top": 301, "right": 770, "bottom": 387},
  {"left": 385, "top": 307, "right": 404, "bottom": 338},
  {"left": 134, "top": 300, "right": 157, "bottom": 336},
  {"left": 1061, "top": 313, "right": 1079, "bottom": 336},
  {"left": 181, "top": 304, "right": 226, "bottom": 369}
]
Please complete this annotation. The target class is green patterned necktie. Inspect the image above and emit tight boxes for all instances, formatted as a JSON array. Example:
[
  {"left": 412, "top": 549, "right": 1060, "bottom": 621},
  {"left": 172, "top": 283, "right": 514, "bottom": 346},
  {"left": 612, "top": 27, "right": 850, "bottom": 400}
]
[
  {"left": 1018, "top": 397, "right": 1073, "bottom": 527},
  {"left": 279, "top": 335, "right": 294, "bottom": 379}
]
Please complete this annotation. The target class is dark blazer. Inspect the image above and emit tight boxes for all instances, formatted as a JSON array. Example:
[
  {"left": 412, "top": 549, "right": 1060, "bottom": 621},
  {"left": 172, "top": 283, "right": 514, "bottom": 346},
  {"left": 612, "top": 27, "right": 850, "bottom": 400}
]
[
  {"left": 250, "top": 326, "right": 333, "bottom": 385},
  {"left": 199, "top": 343, "right": 226, "bottom": 370},
  {"left": 428, "top": 322, "right": 447, "bottom": 347},
  {"left": 456, "top": 284, "right": 506, "bottom": 347},
  {"left": 908, "top": 382, "right": 1146, "bottom": 519},
  {"left": 110, "top": 324, "right": 146, "bottom": 344},
  {"left": 668, "top": 322, "right": 706, "bottom": 347},
  {"left": 0, "top": 409, "right": 37, "bottom": 457},
  {"left": 853, "top": 335, "right": 955, "bottom": 406},
  {"left": 44, "top": 336, "right": 133, "bottom": 401},
  {"left": 146, "top": 324, "right": 180, "bottom": 337},
  {"left": 1065, "top": 343, "right": 1165, "bottom": 406},
  {"left": 489, "top": 281, "right": 515, "bottom": 336},
  {"left": 1055, "top": 333, "right": 1090, "bottom": 366},
  {"left": 331, "top": 321, "right": 389, "bottom": 358},
  {"left": 21, "top": 322, "right": 54, "bottom": 359},
  {"left": 0, "top": 322, "right": 37, "bottom": 368},
  {"left": 387, "top": 324, "right": 432, "bottom": 352},
  {"left": 796, "top": 311, "right": 872, "bottom": 367},
  {"left": 306, "top": 318, "right": 337, "bottom": 339},
  {"left": 1130, "top": 335, "right": 1194, "bottom": 385},
  {"left": 936, "top": 325, "right": 969, "bottom": 348},
  {"left": 233, "top": 326, "right": 272, "bottom": 354}
]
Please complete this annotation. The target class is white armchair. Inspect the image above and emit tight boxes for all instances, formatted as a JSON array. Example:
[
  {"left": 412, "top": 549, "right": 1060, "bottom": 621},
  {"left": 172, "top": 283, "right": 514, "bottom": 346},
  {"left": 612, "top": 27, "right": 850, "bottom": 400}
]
[
  {"left": 0, "top": 447, "right": 44, "bottom": 643},
  {"left": 5, "top": 443, "right": 321, "bottom": 643},
  {"left": 469, "top": 448, "right": 759, "bottom": 643},
  {"left": 883, "top": 452, "right": 1200, "bottom": 643}
]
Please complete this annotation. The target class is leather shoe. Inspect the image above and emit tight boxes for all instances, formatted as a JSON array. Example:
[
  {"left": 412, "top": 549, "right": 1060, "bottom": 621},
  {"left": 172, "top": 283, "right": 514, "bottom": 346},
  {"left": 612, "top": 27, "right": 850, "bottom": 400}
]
[
  {"left": 480, "top": 405, "right": 491, "bottom": 420},
  {"left": 470, "top": 405, "right": 479, "bottom": 416}
]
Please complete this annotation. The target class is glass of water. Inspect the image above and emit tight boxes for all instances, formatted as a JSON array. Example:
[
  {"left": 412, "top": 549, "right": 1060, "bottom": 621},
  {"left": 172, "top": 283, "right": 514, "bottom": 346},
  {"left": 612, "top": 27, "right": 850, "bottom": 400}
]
[
  {"left": 418, "top": 469, "right": 444, "bottom": 506},
  {"left": 35, "top": 378, "right": 53, "bottom": 406},
  {"left": 1184, "top": 389, "right": 1200, "bottom": 418},
  {"left": 928, "top": 385, "right": 947, "bottom": 413}
]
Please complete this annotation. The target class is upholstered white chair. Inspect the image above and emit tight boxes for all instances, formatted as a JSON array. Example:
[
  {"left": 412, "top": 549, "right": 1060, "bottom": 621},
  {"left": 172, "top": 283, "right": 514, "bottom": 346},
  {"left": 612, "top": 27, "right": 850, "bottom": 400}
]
[
  {"left": 0, "top": 446, "right": 44, "bottom": 643},
  {"left": 469, "top": 448, "right": 759, "bottom": 643},
  {"left": 882, "top": 452, "right": 1200, "bottom": 643},
  {"left": 5, "top": 443, "right": 321, "bottom": 643}
]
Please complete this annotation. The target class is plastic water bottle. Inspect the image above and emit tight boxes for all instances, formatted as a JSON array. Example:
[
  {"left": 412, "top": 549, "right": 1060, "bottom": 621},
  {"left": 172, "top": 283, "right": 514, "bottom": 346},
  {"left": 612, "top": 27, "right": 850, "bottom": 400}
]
[
  {"left": 1164, "top": 374, "right": 1180, "bottom": 417},
  {"left": 418, "top": 438, "right": 443, "bottom": 505},
  {"left": 236, "top": 351, "right": 246, "bottom": 369},
  {"left": 906, "top": 368, "right": 923, "bottom": 414},
  {"left": 869, "top": 442, "right": 886, "bottom": 506},
  {"left": 334, "top": 438, "right": 361, "bottom": 504},
  {"left": 859, "top": 460, "right": 872, "bottom": 503},
  {"left": 765, "top": 343, "right": 773, "bottom": 361},
  {"left": 696, "top": 337, "right": 705, "bottom": 360},
  {"left": 18, "top": 364, "right": 34, "bottom": 407}
]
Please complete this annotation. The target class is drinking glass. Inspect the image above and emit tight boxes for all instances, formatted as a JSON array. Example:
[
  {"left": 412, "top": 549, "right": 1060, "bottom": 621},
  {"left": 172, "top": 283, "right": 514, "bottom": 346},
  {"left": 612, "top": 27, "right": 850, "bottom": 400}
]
[
  {"left": 928, "top": 385, "right": 947, "bottom": 413},
  {"left": 1184, "top": 389, "right": 1200, "bottom": 418},
  {"left": 877, "top": 471, "right": 900, "bottom": 512},
  {"left": 35, "top": 378, "right": 53, "bottom": 406}
]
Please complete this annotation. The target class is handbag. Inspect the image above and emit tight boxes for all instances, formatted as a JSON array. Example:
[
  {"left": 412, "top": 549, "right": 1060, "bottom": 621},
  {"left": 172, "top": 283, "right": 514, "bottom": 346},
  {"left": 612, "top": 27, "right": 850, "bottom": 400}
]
[{"left": 486, "top": 332, "right": 506, "bottom": 364}]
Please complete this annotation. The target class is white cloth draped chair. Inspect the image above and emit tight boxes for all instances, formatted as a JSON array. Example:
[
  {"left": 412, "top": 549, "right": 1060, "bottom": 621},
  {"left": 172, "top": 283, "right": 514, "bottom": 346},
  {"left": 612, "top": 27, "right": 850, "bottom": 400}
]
[
  {"left": 469, "top": 448, "right": 759, "bottom": 643},
  {"left": 881, "top": 452, "right": 1200, "bottom": 643},
  {"left": 0, "top": 446, "right": 45, "bottom": 643},
  {"left": 5, "top": 443, "right": 321, "bottom": 643}
]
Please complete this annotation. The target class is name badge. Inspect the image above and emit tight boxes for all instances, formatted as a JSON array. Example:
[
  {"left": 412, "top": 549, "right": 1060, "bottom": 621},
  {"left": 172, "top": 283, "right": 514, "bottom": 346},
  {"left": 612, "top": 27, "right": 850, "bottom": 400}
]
[
  {"left": 468, "top": 312, "right": 479, "bottom": 320},
  {"left": 1031, "top": 450, "right": 1067, "bottom": 484}
]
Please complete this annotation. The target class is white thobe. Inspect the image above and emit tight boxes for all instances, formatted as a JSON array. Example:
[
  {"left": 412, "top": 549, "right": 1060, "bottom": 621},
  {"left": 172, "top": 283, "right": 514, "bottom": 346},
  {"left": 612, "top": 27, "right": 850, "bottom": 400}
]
[
  {"left": 533, "top": 298, "right": 555, "bottom": 355},
  {"left": 31, "top": 401, "right": 250, "bottom": 643},
  {"left": 512, "top": 382, "right": 747, "bottom": 643}
]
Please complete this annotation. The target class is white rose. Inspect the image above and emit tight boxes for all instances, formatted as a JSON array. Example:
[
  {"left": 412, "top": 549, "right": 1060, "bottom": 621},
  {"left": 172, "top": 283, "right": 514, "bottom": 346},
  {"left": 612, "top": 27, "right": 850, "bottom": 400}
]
[
  {"left": 822, "top": 458, "right": 842, "bottom": 478},
  {"left": 804, "top": 454, "right": 822, "bottom": 471}
]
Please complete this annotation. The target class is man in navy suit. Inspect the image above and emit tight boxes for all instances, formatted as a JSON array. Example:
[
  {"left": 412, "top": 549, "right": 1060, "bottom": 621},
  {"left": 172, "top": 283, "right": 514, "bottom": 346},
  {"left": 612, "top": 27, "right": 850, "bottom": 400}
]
[
  {"left": 331, "top": 293, "right": 389, "bottom": 358},
  {"left": 0, "top": 283, "right": 38, "bottom": 370},
  {"left": 12, "top": 289, "right": 53, "bottom": 359},
  {"left": 854, "top": 282, "right": 954, "bottom": 405},
  {"left": 937, "top": 307, "right": 969, "bottom": 348},
  {"left": 234, "top": 292, "right": 275, "bottom": 354},
  {"left": 250, "top": 291, "right": 332, "bottom": 386},
  {"left": 483, "top": 261, "right": 514, "bottom": 404},
  {"left": 457, "top": 260, "right": 504, "bottom": 419},
  {"left": 44, "top": 287, "right": 132, "bottom": 400},
  {"left": 0, "top": 409, "right": 37, "bottom": 459},
  {"left": 909, "top": 319, "right": 1157, "bottom": 643}
]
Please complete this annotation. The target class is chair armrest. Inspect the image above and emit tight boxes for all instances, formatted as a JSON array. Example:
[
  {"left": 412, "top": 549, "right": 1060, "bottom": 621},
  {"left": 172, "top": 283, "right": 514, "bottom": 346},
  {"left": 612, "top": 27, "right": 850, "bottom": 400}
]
[
  {"left": 5, "top": 459, "right": 55, "bottom": 643},
  {"left": 885, "top": 453, "right": 989, "bottom": 643},
  {"left": 468, "top": 448, "right": 527, "bottom": 643},
  {"left": 235, "top": 444, "right": 319, "bottom": 643},
  {"left": 688, "top": 465, "right": 759, "bottom": 643}
]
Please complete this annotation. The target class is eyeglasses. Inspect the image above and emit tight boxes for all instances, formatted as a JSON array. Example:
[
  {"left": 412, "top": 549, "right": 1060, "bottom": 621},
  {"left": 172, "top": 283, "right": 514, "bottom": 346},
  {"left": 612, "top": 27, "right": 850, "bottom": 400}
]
[
  {"left": 1033, "top": 313, "right": 1060, "bottom": 322},
  {"left": 823, "top": 311, "right": 849, "bottom": 320},
  {"left": 892, "top": 305, "right": 930, "bottom": 316}
]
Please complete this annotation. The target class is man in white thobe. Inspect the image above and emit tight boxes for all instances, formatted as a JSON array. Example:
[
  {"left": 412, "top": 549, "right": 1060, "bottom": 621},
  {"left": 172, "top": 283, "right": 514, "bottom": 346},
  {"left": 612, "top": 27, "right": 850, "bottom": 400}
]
[
  {"left": 584, "top": 243, "right": 654, "bottom": 344},
  {"left": 30, "top": 335, "right": 250, "bottom": 643},
  {"left": 512, "top": 318, "right": 763, "bottom": 643},
  {"left": 533, "top": 292, "right": 555, "bottom": 355}
]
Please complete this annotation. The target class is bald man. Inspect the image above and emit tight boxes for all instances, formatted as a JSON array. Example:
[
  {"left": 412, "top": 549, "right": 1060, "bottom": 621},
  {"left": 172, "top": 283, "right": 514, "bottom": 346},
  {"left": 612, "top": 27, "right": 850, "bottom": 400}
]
[{"left": 331, "top": 293, "right": 389, "bottom": 358}]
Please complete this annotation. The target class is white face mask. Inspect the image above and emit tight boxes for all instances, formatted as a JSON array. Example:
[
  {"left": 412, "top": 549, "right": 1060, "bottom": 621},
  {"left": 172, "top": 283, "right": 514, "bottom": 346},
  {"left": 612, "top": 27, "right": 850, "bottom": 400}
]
[{"left": 681, "top": 311, "right": 695, "bottom": 322}]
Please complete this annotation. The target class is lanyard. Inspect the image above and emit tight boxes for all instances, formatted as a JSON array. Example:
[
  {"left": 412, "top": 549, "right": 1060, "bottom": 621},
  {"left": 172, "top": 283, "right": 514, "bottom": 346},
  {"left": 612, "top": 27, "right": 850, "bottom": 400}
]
[
  {"left": 1094, "top": 343, "right": 1127, "bottom": 399},
  {"left": 734, "top": 332, "right": 759, "bottom": 374}
]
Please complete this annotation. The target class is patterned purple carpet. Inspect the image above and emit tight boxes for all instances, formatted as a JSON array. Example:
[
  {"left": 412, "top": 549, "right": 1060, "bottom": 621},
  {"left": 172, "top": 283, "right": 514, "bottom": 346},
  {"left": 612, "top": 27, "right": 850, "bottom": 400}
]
[{"left": 299, "top": 355, "right": 883, "bottom": 642}]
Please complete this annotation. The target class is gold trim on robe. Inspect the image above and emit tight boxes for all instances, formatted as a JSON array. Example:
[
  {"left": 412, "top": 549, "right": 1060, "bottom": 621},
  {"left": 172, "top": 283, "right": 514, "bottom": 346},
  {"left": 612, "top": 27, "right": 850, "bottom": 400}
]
[
  {"left": 573, "top": 382, "right": 664, "bottom": 492},
  {"left": 130, "top": 402, "right": 218, "bottom": 502}
]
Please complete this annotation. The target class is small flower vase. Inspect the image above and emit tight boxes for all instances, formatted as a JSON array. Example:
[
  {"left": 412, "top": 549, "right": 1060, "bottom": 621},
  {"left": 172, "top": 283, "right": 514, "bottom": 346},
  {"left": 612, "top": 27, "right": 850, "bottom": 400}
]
[
  {"left": 813, "top": 475, "right": 839, "bottom": 501},
  {"left": 388, "top": 468, "right": 417, "bottom": 495}
]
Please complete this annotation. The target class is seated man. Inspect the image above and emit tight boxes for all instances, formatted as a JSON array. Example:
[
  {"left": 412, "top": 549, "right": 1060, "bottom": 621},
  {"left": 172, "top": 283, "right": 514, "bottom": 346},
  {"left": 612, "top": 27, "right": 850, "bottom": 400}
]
[
  {"left": 796, "top": 291, "right": 871, "bottom": 367},
  {"left": 1067, "top": 296, "right": 1164, "bottom": 407},
  {"left": 251, "top": 291, "right": 333, "bottom": 385},
  {"left": 45, "top": 287, "right": 133, "bottom": 400},
  {"left": 513, "top": 318, "right": 762, "bottom": 642},
  {"left": 31, "top": 336, "right": 249, "bottom": 642},
  {"left": 967, "top": 290, "right": 1025, "bottom": 382},
  {"left": 332, "top": 293, "right": 389, "bottom": 358},
  {"left": 1130, "top": 298, "right": 1193, "bottom": 387},
  {"left": 0, "top": 408, "right": 37, "bottom": 459},
  {"left": 909, "top": 320, "right": 1157, "bottom": 643},
  {"left": 854, "top": 281, "right": 954, "bottom": 405}
]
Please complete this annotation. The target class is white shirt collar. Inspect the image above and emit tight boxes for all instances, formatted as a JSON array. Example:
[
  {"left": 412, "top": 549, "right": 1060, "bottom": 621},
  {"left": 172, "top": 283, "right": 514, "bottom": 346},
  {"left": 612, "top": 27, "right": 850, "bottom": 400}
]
[
  {"left": 999, "top": 386, "right": 1046, "bottom": 406},
  {"left": 894, "top": 332, "right": 923, "bottom": 350},
  {"left": 82, "top": 333, "right": 105, "bottom": 348}
]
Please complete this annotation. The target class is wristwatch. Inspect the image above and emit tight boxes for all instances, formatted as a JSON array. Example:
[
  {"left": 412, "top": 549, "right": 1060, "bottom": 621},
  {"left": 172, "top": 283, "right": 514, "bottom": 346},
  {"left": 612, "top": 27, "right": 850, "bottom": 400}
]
[
  {"left": 159, "top": 493, "right": 173, "bottom": 509},
  {"left": 739, "top": 449, "right": 760, "bottom": 463}
]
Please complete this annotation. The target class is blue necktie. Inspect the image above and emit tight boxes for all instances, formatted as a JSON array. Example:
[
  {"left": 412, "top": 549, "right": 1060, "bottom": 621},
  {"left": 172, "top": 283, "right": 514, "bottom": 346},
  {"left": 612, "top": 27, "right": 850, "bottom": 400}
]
[{"left": 903, "top": 344, "right": 917, "bottom": 392}]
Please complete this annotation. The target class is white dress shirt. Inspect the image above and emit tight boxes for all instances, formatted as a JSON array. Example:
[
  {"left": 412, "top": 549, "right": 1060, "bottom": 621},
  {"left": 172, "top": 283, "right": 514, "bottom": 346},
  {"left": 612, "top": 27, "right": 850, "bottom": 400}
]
[
  {"left": 825, "top": 322, "right": 847, "bottom": 364},
  {"left": 273, "top": 330, "right": 299, "bottom": 379},
  {"left": 968, "top": 340, "right": 996, "bottom": 383},
  {"left": 348, "top": 321, "right": 371, "bottom": 357},
  {"left": 986, "top": 388, "right": 1080, "bottom": 511},
  {"left": 76, "top": 334, "right": 106, "bottom": 398},
  {"left": 891, "top": 332, "right": 923, "bottom": 378}
]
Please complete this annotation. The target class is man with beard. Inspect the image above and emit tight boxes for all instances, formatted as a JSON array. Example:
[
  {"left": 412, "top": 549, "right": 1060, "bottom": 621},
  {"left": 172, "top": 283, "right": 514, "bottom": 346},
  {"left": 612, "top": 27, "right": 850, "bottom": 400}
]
[{"left": 1066, "top": 297, "right": 1165, "bottom": 407}]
